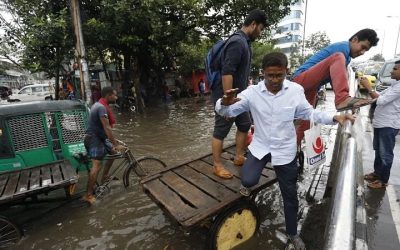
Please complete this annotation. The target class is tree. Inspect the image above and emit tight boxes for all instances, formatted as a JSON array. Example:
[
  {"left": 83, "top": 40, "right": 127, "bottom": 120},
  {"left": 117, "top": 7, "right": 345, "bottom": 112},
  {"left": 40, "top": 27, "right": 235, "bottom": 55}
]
[
  {"left": 1, "top": 0, "right": 293, "bottom": 107},
  {"left": 289, "top": 31, "right": 331, "bottom": 71},
  {"left": 1, "top": 0, "right": 75, "bottom": 99},
  {"left": 305, "top": 31, "right": 330, "bottom": 54},
  {"left": 251, "top": 41, "right": 279, "bottom": 72},
  {"left": 370, "top": 53, "right": 385, "bottom": 62}
]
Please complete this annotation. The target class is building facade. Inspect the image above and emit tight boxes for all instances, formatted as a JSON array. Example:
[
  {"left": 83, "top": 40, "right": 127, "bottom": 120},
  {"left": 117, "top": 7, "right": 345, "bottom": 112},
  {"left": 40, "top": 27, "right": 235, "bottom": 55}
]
[{"left": 272, "top": 0, "right": 306, "bottom": 57}]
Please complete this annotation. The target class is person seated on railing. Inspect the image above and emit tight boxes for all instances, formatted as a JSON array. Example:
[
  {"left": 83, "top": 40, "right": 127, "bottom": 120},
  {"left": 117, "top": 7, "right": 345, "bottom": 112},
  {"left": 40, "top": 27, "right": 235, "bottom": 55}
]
[
  {"left": 293, "top": 28, "right": 379, "bottom": 147},
  {"left": 215, "top": 52, "right": 355, "bottom": 250},
  {"left": 361, "top": 59, "right": 400, "bottom": 189},
  {"left": 82, "top": 86, "right": 126, "bottom": 205}
]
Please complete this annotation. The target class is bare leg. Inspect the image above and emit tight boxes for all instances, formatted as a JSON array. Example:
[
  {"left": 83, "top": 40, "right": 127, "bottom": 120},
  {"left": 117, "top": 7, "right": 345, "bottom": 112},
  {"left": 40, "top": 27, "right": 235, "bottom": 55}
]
[
  {"left": 212, "top": 137, "right": 224, "bottom": 167},
  {"left": 87, "top": 159, "right": 102, "bottom": 197},
  {"left": 234, "top": 130, "right": 247, "bottom": 165},
  {"left": 212, "top": 137, "right": 232, "bottom": 178},
  {"left": 101, "top": 159, "right": 114, "bottom": 183}
]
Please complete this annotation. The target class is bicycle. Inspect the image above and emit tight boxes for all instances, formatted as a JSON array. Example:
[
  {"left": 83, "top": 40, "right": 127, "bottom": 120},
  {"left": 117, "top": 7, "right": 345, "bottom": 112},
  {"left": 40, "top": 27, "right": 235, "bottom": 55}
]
[{"left": 74, "top": 141, "right": 167, "bottom": 198}]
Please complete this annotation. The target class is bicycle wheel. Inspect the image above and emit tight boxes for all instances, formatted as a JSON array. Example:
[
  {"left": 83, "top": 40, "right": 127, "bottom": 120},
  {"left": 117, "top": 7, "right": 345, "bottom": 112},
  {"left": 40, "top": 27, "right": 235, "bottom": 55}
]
[
  {"left": 0, "top": 216, "right": 22, "bottom": 248},
  {"left": 123, "top": 157, "right": 167, "bottom": 187}
]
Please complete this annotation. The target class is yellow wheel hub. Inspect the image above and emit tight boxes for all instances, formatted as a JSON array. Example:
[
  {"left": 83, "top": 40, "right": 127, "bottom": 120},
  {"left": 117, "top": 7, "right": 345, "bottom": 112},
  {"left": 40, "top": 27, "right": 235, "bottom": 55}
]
[{"left": 215, "top": 208, "right": 257, "bottom": 250}]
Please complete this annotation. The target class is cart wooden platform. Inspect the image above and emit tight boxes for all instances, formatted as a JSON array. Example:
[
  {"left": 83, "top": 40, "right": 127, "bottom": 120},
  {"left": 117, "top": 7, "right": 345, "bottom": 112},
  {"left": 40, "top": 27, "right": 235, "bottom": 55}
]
[
  {"left": 0, "top": 160, "right": 78, "bottom": 205},
  {"left": 141, "top": 145, "right": 277, "bottom": 250}
]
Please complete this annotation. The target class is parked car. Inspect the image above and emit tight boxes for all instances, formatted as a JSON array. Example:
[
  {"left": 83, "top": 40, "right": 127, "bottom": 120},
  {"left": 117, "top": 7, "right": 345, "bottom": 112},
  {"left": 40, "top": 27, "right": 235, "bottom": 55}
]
[
  {"left": 8, "top": 84, "right": 54, "bottom": 102},
  {"left": 357, "top": 63, "right": 383, "bottom": 90},
  {"left": 0, "top": 85, "right": 12, "bottom": 100},
  {"left": 376, "top": 58, "right": 398, "bottom": 92}
]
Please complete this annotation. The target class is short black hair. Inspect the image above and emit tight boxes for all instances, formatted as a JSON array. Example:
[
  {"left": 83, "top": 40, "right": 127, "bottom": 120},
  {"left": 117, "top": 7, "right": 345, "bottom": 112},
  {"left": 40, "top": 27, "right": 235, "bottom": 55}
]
[
  {"left": 262, "top": 52, "right": 288, "bottom": 69},
  {"left": 349, "top": 28, "right": 379, "bottom": 46},
  {"left": 101, "top": 86, "right": 115, "bottom": 98},
  {"left": 395, "top": 60, "right": 400, "bottom": 65},
  {"left": 244, "top": 9, "right": 267, "bottom": 27}
]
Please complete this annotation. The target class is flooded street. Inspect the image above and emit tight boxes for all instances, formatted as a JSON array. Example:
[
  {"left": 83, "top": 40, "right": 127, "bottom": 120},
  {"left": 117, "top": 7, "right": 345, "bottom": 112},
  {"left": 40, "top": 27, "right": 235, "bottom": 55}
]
[{"left": 8, "top": 95, "right": 337, "bottom": 250}]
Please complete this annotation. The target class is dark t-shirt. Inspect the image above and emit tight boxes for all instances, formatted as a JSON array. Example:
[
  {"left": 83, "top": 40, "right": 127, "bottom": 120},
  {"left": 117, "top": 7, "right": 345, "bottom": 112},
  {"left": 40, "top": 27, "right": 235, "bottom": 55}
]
[
  {"left": 212, "top": 30, "right": 251, "bottom": 103},
  {"left": 86, "top": 102, "right": 108, "bottom": 140}
]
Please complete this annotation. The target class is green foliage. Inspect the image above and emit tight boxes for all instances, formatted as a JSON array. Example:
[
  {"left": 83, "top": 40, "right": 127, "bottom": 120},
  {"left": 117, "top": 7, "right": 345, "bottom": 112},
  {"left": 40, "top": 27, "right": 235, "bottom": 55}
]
[
  {"left": 1, "top": 0, "right": 74, "bottom": 77},
  {"left": 177, "top": 39, "right": 213, "bottom": 74},
  {"left": 252, "top": 41, "right": 279, "bottom": 71}
]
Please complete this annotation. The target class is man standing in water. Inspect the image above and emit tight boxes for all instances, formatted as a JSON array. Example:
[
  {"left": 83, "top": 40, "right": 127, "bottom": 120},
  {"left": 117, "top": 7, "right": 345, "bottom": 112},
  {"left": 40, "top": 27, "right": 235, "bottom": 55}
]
[
  {"left": 211, "top": 9, "right": 267, "bottom": 179},
  {"left": 82, "top": 87, "right": 125, "bottom": 204}
]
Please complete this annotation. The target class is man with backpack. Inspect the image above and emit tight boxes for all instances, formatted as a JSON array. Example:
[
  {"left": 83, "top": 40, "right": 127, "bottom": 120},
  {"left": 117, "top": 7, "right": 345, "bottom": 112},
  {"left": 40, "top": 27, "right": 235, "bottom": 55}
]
[{"left": 208, "top": 9, "right": 267, "bottom": 179}]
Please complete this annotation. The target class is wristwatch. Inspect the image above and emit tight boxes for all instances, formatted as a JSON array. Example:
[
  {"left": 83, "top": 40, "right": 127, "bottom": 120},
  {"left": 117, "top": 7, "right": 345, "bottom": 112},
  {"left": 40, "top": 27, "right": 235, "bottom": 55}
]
[{"left": 368, "top": 89, "right": 376, "bottom": 94}]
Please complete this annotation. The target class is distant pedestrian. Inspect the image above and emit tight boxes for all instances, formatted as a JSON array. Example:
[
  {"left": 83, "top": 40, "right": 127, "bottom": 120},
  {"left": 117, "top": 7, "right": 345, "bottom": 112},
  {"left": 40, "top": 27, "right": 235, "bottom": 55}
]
[
  {"left": 362, "top": 60, "right": 400, "bottom": 189},
  {"left": 198, "top": 78, "right": 205, "bottom": 97}
]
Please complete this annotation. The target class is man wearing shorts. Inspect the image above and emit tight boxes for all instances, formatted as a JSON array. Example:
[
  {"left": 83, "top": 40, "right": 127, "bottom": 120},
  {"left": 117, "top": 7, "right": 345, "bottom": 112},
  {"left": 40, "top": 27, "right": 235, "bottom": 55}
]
[
  {"left": 82, "top": 86, "right": 124, "bottom": 204},
  {"left": 211, "top": 9, "right": 267, "bottom": 179}
]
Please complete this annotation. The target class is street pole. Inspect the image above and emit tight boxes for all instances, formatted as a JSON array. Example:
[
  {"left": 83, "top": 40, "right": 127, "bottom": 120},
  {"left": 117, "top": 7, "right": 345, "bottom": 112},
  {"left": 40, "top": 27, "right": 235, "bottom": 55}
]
[
  {"left": 387, "top": 16, "right": 400, "bottom": 58},
  {"left": 395, "top": 23, "right": 400, "bottom": 57},
  {"left": 70, "top": 0, "right": 91, "bottom": 104},
  {"left": 301, "top": 0, "right": 308, "bottom": 63}
]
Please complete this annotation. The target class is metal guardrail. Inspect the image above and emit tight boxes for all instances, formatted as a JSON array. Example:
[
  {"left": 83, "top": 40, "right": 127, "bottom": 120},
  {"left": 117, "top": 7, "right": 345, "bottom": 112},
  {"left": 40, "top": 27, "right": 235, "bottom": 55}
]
[
  {"left": 323, "top": 68, "right": 359, "bottom": 249},
  {"left": 324, "top": 134, "right": 357, "bottom": 249}
]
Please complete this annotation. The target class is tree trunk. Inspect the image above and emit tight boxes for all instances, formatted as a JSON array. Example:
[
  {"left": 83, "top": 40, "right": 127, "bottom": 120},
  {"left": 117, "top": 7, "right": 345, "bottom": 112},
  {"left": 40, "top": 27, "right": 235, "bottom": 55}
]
[
  {"left": 131, "top": 57, "right": 144, "bottom": 113},
  {"left": 55, "top": 68, "right": 60, "bottom": 100}
]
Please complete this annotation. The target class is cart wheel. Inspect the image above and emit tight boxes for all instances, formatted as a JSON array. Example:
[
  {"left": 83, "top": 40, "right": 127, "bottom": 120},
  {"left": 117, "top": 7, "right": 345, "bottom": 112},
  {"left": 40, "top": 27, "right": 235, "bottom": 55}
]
[
  {"left": 123, "top": 157, "right": 167, "bottom": 187},
  {"left": 208, "top": 201, "right": 260, "bottom": 250},
  {"left": 0, "top": 216, "right": 22, "bottom": 248}
]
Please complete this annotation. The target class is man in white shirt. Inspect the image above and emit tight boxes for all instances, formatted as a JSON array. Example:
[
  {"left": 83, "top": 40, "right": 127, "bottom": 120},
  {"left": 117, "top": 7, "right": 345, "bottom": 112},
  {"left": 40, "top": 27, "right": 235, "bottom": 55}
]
[
  {"left": 215, "top": 52, "right": 354, "bottom": 249},
  {"left": 361, "top": 59, "right": 400, "bottom": 189}
]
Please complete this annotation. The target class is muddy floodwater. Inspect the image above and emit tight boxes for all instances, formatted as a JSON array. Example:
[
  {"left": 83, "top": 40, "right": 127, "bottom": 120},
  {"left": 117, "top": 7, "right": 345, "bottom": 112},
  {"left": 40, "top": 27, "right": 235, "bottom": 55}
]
[{"left": 7, "top": 95, "right": 337, "bottom": 250}]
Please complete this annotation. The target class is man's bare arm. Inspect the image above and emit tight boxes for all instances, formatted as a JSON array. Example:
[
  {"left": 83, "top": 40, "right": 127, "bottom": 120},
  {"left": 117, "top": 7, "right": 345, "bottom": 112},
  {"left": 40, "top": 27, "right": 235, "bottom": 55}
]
[
  {"left": 222, "top": 75, "right": 234, "bottom": 92},
  {"left": 100, "top": 117, "right": 117, "bottom": 145}
]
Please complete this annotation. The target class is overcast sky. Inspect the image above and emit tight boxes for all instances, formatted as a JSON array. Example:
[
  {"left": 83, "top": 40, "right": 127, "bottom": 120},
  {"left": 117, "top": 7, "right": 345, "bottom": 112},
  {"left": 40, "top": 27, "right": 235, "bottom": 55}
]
[{"left": 304, "top": 0, "right": 400, "bottom": 61}]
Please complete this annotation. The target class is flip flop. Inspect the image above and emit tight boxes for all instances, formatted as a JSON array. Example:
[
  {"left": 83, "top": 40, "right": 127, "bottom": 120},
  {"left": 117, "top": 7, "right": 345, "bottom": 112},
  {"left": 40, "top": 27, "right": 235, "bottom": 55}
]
[
  {"left": 213, "top": 167, "right": 233, "bottom": 179},
  {"left": 336, "top": 97, "right": 373, "bottom": 112}
]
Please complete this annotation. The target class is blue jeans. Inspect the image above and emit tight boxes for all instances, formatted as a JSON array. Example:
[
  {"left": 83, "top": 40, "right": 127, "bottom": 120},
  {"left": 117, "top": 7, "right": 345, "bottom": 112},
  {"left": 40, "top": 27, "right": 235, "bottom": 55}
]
[
  {"left": 241, "top": 152, "right": 299, "bottom": 236},
  {"left": 373, "top": 127, "right": 399, "bottom": 183}
]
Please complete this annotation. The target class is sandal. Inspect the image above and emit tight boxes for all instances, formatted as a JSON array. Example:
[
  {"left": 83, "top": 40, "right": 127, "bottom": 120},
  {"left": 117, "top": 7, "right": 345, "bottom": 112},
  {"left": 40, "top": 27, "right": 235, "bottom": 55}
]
[
  {"left": 213, "top": 167, "right": 233, "bottom": 179},
  {"left": 239, "top": 185, "right": 251, "bottom": 197},
  {"left": 367, "top": 180, "right": 387, "bottom": 189},
  {"left": 364, "top": 172, "right": 379, "bottom": 182},
  {"left": 336, "top": 97, "right": 373, "bottom": 112}
]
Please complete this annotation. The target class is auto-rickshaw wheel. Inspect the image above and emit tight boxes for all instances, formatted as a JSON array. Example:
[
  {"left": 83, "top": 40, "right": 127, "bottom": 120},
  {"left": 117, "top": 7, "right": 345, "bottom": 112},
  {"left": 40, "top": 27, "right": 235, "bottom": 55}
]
[
  {"left": 0, "top": 216, "right": 22, "bottom": 248},
  {"left": 123, "top": 157, "right": 167, "bottom": 187},
  {"left": 207, "top": 201, "right": 260, "bottom": 250}
]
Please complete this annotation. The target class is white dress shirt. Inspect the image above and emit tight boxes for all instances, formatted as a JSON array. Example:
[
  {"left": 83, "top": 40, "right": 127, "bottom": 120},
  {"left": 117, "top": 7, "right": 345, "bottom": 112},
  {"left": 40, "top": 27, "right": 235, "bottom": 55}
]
[
  {"left": 215, "top": 80, "right": 336, "bottom": 165},
  {"left": 373, "top": 79, "right": 400, "bottom": 129}
]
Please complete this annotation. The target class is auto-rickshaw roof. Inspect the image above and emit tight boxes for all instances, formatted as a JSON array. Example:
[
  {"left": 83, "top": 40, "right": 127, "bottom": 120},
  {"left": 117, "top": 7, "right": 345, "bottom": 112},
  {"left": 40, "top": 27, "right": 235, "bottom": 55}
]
[{"left": 0, "top": 100, "right": 88, "bottom": 117}]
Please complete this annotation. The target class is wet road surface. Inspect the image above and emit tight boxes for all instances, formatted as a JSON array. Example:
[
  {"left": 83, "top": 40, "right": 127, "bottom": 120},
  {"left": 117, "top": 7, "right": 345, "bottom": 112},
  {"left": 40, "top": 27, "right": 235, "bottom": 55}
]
[{"left": 6, "top": 94, "right": 340, "bottom": 250}]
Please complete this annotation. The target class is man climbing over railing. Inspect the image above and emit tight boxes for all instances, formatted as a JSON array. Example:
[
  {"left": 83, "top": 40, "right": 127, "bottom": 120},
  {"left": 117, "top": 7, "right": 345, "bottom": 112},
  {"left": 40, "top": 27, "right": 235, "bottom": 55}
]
[{"left": 293, "top": 29, "right": 379, "bottom": 147}]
